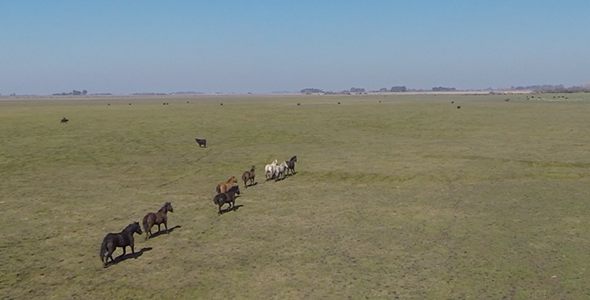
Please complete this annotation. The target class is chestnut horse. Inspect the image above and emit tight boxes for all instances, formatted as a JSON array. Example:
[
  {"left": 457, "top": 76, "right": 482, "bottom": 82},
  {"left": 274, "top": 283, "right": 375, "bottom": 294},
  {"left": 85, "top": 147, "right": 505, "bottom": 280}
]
[{"left": 216, "top": 176, "right": 238, "bottom": 193}]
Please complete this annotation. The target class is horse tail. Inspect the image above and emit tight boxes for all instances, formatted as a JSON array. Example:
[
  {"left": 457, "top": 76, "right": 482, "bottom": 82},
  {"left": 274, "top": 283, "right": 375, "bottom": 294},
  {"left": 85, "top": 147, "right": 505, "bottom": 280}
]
[
  {"left": 142, "top": 214, "right": 150, "bottom": 235},
  {"left": 99, "top": 236, "right": 107, "bottom": 263}
]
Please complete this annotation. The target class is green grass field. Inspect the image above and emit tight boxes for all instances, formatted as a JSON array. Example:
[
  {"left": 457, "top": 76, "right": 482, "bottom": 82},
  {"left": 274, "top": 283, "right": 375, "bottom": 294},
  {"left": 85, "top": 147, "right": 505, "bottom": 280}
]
[{"left": 1, "top": 94, "right": 590, "bottom": 299}]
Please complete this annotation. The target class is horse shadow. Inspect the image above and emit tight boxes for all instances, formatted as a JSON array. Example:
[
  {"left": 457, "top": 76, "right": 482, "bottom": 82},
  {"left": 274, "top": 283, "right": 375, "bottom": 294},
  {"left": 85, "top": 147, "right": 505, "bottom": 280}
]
[
  {"left": 220, "top": 204, "right": 244, "bottom": 215},
  {"left": 148, "top": 225, "right": 182, "bottom": 240},
  {"left": 106, "top": 247, "right": 153, "bottom": 268},
  {"left": 246, "top": 182, "right": 258, "bottom": 188}
]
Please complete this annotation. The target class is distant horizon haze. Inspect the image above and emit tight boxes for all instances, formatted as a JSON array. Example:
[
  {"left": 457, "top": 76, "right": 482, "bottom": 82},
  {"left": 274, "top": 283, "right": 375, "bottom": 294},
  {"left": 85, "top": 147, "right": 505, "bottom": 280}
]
[{"left": 1, "top": 1, "right": 589, "bottom": 95}]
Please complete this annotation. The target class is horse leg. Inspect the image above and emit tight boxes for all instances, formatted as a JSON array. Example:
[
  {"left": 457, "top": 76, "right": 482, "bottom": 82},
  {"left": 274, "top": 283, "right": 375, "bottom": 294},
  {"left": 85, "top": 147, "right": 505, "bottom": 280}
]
[
  {"left": 121, "top": 246, "right": 126, "bottom": 257},
  {"left": 157, "top": 224, "right": 161, "bottom": 232},
  {"left": 164, "top": 221, "right": 168, "bottom": 233},
  {"left": 131, "top": 244, "right": 135, "bottom": 254}
]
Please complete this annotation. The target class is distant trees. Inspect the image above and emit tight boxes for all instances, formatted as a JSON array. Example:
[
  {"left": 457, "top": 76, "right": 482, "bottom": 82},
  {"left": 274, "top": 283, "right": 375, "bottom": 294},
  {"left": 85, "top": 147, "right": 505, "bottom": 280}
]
[
  {"left": 52, "top": 89, "right": 89, "bottom": 96},
  {"left": 432, "top": 87, "right": 456, "bottom": 92},
  {"left": 390, "top": 86, "right": 407, "bottom": 92},
  {"left": 300, "top": 88, "right": 324, "bottom": 94}
]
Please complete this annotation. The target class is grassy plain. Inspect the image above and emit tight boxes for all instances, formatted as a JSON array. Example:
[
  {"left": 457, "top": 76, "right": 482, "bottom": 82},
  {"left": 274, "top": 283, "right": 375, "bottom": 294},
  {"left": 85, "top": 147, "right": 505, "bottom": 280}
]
[{"left": 1, "top": 94, "right": 590, "bottom": 299}]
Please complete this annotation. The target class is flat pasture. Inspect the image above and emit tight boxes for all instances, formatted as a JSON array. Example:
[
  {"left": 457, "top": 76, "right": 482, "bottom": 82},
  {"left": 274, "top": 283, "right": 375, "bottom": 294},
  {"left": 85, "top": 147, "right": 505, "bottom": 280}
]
[{"left": 1, "top": 94, "right": 590, "bottom": 299}]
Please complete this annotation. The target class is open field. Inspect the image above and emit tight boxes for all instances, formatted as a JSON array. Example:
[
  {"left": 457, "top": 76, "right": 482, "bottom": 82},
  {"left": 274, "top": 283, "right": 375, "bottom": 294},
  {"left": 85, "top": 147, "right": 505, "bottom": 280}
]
[{"left": 1, "top": 94, "right": 590, "bottom": 299}]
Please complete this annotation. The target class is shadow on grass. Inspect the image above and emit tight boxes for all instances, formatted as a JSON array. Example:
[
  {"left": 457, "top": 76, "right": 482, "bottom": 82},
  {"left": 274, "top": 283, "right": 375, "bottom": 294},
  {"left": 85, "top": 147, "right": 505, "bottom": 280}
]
[
  {"left": 147, "top": 225, "right": 182, "bottom": 240},
  {"left": 105, "top": 247, "right": 152, "bottom": 268},
  {"left": 245, "top": 182, "right": 258, "bottom": 188},
  {"left": 219, "top": 204, "right": 244, "bottom": 215}
]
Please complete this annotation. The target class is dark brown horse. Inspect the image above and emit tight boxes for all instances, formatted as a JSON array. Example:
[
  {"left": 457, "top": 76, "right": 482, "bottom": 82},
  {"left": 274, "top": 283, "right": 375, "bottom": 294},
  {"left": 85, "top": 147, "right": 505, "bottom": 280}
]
[
  {"left": 195, "top": 138, "right": 207, "bottom": 148},
  {"left": 213, "top": 185, "right": 240, "bottom": 214},
  {"left": 216, "top": 176, "right": 238, "bottom": 193},
  {"left": 241, "top": 166, "right": 255, "bottom": 188},
  {"left": 99, "top": 222, "right": 142, "bottom": 267},
  {"left": 142, "top": 202, "right": 174, "bottom": 240},
  {"left": 60, "top": 117, "right": 69, "bottom": 123},
  {"left": 286, "top": 155, "right": 298, "bottom": 175}
]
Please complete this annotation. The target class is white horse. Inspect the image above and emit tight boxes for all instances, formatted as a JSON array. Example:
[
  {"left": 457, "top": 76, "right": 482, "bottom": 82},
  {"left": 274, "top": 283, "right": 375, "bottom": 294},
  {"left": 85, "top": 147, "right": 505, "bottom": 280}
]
[
  {"left": 274, "top": 161, "right": 288, "bottom": 181},
  {"left": 265, "top": 160, "right": 278, "bottom": 180}
]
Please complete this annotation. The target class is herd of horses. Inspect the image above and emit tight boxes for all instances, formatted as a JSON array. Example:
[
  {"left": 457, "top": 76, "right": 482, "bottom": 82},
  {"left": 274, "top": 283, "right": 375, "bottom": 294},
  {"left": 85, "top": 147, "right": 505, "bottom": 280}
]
[
  {"left": 212, "top": 156, "right": 298, "bottom": 214},
  {"left": 99, "top": 154, "right": 298, "bottom": 268}
]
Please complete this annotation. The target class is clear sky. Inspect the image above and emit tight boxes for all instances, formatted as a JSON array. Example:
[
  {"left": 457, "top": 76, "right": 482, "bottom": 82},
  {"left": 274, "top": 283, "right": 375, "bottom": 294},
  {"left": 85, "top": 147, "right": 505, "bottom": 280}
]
[{"left": 1, "top": 0, "right": 589, "bottom": 94}]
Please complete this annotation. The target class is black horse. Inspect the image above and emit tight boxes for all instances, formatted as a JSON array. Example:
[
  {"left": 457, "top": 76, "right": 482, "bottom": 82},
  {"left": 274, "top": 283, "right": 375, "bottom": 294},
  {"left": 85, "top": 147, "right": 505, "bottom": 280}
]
[
  {"left": 195, "top": 138, "right": 207, "bottom": 148},
  {"left": 60, "top": 117, "right": 69, "bottom": 124},
  {"left": 99, "top": 222, "right": 143, "bottom": 267},
  {"left": 142, "top": 202, "right": 174, "bottom": 240},
  {"left": 286, "top": 155, "right": 298, "bottom": 175},
  {"left": 213, "top": 185, "right": 240, "bottom": 214}
]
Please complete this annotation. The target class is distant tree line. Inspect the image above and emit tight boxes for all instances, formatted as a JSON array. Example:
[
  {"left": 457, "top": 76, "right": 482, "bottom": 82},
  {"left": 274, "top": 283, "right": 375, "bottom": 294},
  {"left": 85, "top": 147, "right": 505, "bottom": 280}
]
[
  {"left": 53, "top": 89, "right": 88, "bottom": 96},
  {"left": 432, "top": 87, "right": 456, "bottom": 92},
  {"left": 511, "top": 84, "right": 590, "bottom": 93}
]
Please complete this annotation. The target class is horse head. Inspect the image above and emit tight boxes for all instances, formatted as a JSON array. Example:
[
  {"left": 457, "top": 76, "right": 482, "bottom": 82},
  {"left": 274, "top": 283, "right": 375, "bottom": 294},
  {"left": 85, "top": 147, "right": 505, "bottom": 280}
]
[
  {"left": 133, "top": 222, "right": 143, "bottom": 235},
  {"left": 165, "top": 202, "right": 174, "bottom": 213}
]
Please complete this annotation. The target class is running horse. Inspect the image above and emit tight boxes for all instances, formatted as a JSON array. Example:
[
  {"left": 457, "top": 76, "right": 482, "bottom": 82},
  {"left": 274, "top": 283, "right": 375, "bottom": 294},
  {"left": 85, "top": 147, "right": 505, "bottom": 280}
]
[{"left": 216, "top": 176, "right": 238, "bottom": 193}]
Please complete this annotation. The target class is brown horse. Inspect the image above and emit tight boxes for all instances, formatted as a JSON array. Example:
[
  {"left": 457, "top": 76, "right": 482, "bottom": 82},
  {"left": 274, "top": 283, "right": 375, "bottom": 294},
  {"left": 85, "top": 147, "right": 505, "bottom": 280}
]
[
  {"left": 216, "top": 176, "right": 238, "bottom": 193},
  {"left": 241, "top": 166, "right": 255, "bottom": 188},
  {"left": 142, "top": 202, "right": 174, "bottom": 240}
]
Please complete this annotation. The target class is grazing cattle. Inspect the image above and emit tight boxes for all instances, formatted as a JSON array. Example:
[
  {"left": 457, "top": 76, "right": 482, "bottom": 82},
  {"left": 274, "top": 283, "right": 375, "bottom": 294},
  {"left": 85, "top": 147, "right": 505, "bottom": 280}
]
[
  {"left": 286, "top": 155, "right": 298, "bottom": 175},
  {"left": 216, "top": 176, "right": 238, "bottom": 194},
  {"left": 213, "top": 185, "right": 240, "bottom": 214},
  {"left": 195, "top": 138, "right": 207, "bottom": 148},
  {"left": 274, "top": 161, "right": 288, "bottom": 181},
  {"left": 242, "top": 166, "right": 256, "bottom": 188},
  {"left": 60, "top": 117, "right": 69, "bottom": 123},
  {"left": 99, "top": 222, "right": 142, "bottom": 267},
  {"left": 265, "top": 160, "right": 278, "bottom": 180},
  {"left": 142, "top": 202, "right": 174, "bottom": 240}
]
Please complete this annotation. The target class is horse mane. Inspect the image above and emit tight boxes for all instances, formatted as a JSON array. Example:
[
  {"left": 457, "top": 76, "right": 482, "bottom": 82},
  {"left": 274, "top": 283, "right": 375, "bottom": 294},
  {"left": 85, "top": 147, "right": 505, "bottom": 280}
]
[
  {"left": 227, "top": 185, "right": 239, "bottom": 194},
  {"left": 158, "top": 202, "right": 171, "bottom": 213},
  {"left": 124, "top": 222, "right": 138, "bottom": 232}
]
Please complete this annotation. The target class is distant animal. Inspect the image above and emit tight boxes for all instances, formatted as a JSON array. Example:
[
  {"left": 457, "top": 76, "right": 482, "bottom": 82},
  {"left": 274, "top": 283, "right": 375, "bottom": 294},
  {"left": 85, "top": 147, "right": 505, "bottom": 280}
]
[
  {"left": 274, "top": 161, "right": 288, "bottom": 181},
  {"left": 297, "top": 103, "right": 301, "bottom": 106},
  {"left": 457, "top": 106, "right": 461, "bottom": 109},
  {"left": 216, "top": 176, "right": 238, "bottom": 193},
  {"left": 265, "top": 160, "right": 278, "bottom": 180},
  {"left": 220, "top": 102, "right": 224, "bottom": 106},
  {"left": 99, "top": 222, "right": 143, "bottom": 267},
  {"left": 451, "top": 101, "right": 455, "bottom": 104},
  {"left": 60, "top": 117, "right": 69, "bottom": 123},
  {"left": 142, "top": 202, "right": 174, "bottom": 240},
  {"left": 286, "top": 155, "right": 298, "bottom": 175},
  {"left": 213, "top": 185, "right": 241, "bottom": 214},
  {"left": 195, "top": 138, "right": 207, "bottom": 148},
  {"left": 337, "top": 102, "right": 341, "bottom": 104},
  {"left": 241, "top": 165, "right": 256, "bottom": 188}
]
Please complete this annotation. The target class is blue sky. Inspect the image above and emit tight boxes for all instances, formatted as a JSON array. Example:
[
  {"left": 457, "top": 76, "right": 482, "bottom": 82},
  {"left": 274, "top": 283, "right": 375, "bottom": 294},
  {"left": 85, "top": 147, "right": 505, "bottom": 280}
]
[{"left": 1, "top": 0, "right": 589, "bottom": 94}]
